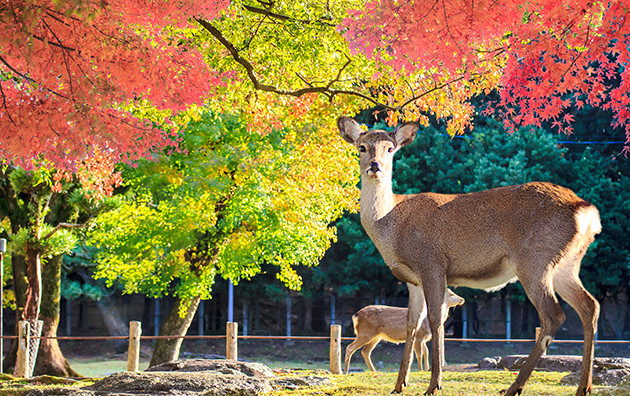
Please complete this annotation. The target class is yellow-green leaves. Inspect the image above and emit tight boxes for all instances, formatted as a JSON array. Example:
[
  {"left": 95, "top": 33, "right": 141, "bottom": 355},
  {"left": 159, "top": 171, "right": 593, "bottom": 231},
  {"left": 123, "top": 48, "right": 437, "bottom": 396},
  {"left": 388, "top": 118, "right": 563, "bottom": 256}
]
[{"left": 87, "top": 112, "right": 357, "bottom": 311}]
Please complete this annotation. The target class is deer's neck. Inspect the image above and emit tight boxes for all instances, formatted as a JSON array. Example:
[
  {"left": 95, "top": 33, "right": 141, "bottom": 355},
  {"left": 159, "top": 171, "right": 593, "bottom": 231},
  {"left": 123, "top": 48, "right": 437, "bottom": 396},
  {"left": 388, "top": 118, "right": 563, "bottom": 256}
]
[{"left": 360, "top": 176, "right": 396, "bottom": 230}]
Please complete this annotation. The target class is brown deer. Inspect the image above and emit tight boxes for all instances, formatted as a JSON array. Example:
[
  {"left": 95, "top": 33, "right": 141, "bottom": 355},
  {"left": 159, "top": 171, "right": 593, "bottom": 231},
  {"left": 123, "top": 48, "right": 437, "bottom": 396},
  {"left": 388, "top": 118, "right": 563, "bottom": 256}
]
[
  {"left": 337, "top": 117, "right": 601, "bottom": 396},
  {"left": 344, "top": 288, "right": 464, "bottom": 374}
]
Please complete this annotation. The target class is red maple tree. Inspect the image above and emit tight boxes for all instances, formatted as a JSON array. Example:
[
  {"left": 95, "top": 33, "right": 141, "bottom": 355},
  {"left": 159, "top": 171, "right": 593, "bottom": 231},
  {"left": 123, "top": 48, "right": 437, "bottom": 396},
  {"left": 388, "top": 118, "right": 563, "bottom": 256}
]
[
  {"left": 0, "top": 0, "right": 229, "bottom": 170},
  {"left": 342, "top": 0, "right": 630, "bottom": 151}
]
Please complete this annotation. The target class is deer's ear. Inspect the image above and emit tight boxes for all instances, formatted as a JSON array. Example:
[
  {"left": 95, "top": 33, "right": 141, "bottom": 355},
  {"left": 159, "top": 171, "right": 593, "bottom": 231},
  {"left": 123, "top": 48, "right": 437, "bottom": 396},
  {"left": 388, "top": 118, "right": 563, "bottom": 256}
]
[
  {"left": 337, "top": 117, "right": 363, "bottom": 145},
  {"left": 392, "top": 122, "right": 418, "bottom": 147}
]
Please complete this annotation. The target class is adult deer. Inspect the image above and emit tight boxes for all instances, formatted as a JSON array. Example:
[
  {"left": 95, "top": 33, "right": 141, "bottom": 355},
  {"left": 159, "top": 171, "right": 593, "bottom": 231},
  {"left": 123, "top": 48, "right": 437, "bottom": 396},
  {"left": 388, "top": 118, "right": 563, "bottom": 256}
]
[
  {"left": 344, "top": 288, "right": 464, "bottom": 374},
  {"left": 337, "top": 117, "right": 601, "bottom": 396}
]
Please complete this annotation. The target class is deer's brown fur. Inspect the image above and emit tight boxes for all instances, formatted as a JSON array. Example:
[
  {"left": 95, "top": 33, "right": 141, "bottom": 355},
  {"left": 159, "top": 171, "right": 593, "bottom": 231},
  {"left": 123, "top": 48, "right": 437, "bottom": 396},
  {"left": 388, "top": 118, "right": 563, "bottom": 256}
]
[{"left": 337, "top": 117, "right": 601, "bottom": 396}]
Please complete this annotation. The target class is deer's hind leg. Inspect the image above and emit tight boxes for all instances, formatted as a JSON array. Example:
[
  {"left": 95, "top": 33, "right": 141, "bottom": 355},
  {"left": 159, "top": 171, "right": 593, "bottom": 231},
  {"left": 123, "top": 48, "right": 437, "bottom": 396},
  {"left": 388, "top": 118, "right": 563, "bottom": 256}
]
[
  {"left": 505, "top": 260, "right": 566, "bottom": 396},
  {"left": 344, "top": 336, "right": 370, "bottom": 374},
  {"left": 361, "top": 338, "right": 382, "bottom": 372},
  {"left": 553, "top": 256, "right": 599, "bottom": 396}
]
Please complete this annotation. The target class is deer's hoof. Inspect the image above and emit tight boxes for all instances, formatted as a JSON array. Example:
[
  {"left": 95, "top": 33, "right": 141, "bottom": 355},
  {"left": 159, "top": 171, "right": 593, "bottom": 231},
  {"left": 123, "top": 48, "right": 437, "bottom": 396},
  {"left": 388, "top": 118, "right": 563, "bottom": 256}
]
[
  {"left": 500, "top": 387, "right": 523, "bottom": 396},
  {"left": 424, "top": 384, "right": 441, "bottom": 395},
  {"left": 576, "top": 385, "right": 592, "bottom": 396}
]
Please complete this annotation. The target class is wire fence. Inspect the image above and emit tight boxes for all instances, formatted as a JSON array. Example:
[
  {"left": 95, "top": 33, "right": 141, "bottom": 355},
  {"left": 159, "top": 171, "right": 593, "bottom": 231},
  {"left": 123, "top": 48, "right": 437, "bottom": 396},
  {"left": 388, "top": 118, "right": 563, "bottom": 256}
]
[{"left": 6, "top": 320, "right": 630, "bottom": 379}]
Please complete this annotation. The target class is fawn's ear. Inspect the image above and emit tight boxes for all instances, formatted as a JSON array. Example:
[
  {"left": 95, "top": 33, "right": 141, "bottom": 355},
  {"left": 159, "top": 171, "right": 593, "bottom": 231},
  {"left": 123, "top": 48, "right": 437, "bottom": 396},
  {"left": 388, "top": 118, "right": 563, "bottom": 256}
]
[
  {"left": 337, "top": 117, "right": 364, "bottom": 145},
  {"left": 392, "top": 122, "right": 419, "bottom": 147}
]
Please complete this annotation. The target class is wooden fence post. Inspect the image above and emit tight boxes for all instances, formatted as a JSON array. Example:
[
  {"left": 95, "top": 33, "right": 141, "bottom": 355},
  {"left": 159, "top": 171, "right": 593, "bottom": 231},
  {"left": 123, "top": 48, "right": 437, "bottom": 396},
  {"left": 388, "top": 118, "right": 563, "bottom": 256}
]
[
  {"left": 330, "top": 324, "right": 342, "bottom": 374},
  {"left": 226, "top": 322, "right": 238, "bottom": 360},
  {"left": 127, "top": 321, "right": 142, "bottom": 372},
  {"left": 15, "top": 321, "right": 30, "bottom": 378}
]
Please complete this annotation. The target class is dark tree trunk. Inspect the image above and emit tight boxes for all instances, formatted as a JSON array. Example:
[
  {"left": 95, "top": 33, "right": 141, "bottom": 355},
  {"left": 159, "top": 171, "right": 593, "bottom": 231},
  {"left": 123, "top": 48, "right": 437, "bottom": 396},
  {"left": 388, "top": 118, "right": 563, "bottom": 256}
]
[
  {"left": 302, "top": 297, "right": 313, "bottom": 333},
  {"left": 23, "top": 244, "right": 42, "bottom": 321},
  {"left": 149, "top": 296, "right": 201, "bottom": 368},
  {"left": 76, "top": 269, "right": 128, "bottom": 353},
  {"left": 34, "top": 255, "right": 80, "bottom": 377},
  {"left": 4, "top": 255, "right": 79, "bottom": 376},
  {"left": 3, "top": 255, "right": 27, "bottom": 373},
  {"left": 95, "top": 298, "right": 129, "bottom": 353}
]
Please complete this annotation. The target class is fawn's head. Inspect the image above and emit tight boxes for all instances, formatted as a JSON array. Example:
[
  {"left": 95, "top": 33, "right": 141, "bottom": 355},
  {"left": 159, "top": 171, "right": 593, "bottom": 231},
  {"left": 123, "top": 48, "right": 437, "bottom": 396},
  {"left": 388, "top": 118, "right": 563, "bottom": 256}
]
[
  {"left": 446, "top": 289, "right": 465, "bottom": 308},
  {"left": 337, "top": 117, "right": 418, "bottom": 180}
]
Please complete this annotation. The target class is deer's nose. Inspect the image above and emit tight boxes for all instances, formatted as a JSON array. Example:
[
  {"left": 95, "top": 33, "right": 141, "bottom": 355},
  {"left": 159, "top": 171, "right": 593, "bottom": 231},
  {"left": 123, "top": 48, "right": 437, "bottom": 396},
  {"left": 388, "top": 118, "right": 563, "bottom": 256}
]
[{"left": 369, "top": 161, "right": 381, "bottom": 172}]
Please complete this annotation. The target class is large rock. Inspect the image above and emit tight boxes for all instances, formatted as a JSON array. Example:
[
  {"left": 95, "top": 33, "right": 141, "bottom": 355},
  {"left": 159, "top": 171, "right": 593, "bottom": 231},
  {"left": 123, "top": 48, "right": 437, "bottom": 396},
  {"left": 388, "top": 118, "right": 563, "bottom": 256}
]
[
  {"left": 478, "top": 355, "right": 630, "bottom": 388},
  {"left": 25, "top": 359, "right": 332, "bottom": 396},
  {"left": 146, "top": 359, "right": 276, "bottom": 378},
  {"left": 592, "top": 375, "right": 630, "bottom": 395}
]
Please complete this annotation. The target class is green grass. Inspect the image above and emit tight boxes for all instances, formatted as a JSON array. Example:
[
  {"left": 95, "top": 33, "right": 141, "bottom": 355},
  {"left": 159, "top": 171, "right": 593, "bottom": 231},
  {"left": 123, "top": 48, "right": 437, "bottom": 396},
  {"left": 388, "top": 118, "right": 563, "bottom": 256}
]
[
  {"left": 269, "top": 370, "right": 583, "bottom": 396},
  {"left": 68, "top": 357, "right": 150, "bottom": 378},
  {"left": 0, "top": 358, "right": 605, "bottom": 396}
]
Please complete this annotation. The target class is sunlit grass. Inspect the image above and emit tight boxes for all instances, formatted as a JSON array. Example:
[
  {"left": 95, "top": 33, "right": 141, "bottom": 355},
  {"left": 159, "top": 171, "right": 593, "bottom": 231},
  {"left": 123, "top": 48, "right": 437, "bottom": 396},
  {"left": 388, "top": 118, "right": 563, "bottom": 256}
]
[
  {"left": 68, "top": 357, "right": 150, "bottom": 378},
  {"left": 269, "top": 370, "right": 583, "bottom": 396}
]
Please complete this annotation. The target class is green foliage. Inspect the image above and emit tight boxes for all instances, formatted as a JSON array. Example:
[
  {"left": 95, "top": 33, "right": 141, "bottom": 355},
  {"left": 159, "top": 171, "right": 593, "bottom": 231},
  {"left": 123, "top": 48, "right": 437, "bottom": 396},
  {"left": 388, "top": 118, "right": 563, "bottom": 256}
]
[
  {"left": 87, "top": 112, "right": 357, "bottom": 308},
  {"left": 12, "top": 225, "right": 78, "bottom": 261}
]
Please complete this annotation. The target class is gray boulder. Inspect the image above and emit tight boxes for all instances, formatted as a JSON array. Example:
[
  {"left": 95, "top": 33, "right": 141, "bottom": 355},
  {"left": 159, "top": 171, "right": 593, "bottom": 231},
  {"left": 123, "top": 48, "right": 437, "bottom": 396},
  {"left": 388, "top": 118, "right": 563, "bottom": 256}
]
[{"left": 25, "top": 359, "right": 332, "bottom": 396}]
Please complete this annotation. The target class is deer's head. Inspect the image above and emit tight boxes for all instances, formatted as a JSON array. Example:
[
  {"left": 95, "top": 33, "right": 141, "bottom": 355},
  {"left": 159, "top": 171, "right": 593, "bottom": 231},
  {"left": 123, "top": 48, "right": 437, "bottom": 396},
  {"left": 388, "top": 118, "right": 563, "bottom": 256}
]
[{"left": 337, "top": 117, "right": 418, "bottom": 180}]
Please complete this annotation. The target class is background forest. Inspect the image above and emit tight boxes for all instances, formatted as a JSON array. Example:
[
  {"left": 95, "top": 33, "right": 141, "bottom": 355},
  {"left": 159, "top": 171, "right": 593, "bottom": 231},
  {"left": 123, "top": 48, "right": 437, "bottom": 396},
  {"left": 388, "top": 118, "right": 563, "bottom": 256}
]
[{"left": 7, "top": 103, "right": 628, "bottom": 348}]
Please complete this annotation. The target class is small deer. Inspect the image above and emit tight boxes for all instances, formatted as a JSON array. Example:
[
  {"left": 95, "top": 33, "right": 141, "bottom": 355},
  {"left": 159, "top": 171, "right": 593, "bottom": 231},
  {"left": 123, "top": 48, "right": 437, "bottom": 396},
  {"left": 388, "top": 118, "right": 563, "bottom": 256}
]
[
  {"left": 344, "top": 288, "right": 464, "bottom": 374},
  {"left": 337, "top": 117, "right": 601, "bottom": 396}
]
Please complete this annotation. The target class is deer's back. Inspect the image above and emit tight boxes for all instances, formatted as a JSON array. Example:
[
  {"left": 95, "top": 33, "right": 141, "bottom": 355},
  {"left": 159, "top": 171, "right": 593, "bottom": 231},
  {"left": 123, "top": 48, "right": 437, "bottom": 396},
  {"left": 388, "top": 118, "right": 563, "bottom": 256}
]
[
  {"left": 353, "top": 305, "right": 410, "bottom": 343},
  {"left": 372, "top": 182, "right": 599, "bottom": 289}
]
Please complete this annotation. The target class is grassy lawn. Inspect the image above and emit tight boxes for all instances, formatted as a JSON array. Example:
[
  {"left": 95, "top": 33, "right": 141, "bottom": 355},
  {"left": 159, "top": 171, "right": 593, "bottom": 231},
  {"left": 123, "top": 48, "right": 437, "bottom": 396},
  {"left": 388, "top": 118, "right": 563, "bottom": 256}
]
[
  {"left": 68, "top": 357, "right": 150, "bottom": 378},
  {"left": 269, "top": 370, "right": 580, "bottom": 396},
  {"left": 0, "top": 361, "right": 601, "bottom": 396}
]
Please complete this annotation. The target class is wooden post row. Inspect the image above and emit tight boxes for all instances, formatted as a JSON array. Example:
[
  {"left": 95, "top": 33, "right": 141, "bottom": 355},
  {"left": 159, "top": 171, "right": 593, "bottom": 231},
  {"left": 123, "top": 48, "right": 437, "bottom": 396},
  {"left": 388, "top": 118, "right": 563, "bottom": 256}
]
[
  {"left": 127, "top": 321, "right": 142, "bottom": 372},
  {"left": 330, "top": 324, "right": 342, "bottom": 374},
  {"left": 226, "top": 322, "right": 238, "bottom": 360}
]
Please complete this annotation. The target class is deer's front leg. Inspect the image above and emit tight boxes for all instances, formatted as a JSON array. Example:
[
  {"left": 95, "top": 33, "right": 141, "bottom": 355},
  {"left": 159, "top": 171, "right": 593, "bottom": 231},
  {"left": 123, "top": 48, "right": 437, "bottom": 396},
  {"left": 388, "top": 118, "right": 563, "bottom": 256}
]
[
  {"left": 424, "top": 278, "right": 447, "bottom": 395},
  {"left": 394, "top": 283, "right": 425, "bottom": 393}
]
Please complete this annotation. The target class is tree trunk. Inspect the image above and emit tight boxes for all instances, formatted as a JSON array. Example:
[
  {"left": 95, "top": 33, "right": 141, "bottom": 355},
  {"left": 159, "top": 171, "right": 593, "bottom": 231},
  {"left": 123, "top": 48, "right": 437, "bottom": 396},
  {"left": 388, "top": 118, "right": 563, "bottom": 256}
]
[
  {"left": 23, "top": 243, "right": 42, "bottom": 321},
  {"left": 3, "top": 254, "right": 27, "bottom": 373},
  {"left": 34, "top": 255, "right": 80, "bottom": 377},
  {"left": 95, "top": 298, "right": 129, "bottom": 353},
  {"left": 76, "top": 269, "right": 129, "bottom": 353},
  {"left": 149, "top": 296, "right": 201, "bottom": 368},
  {"left": 302, "top": 297, "right": 313, "bottom": 333}
]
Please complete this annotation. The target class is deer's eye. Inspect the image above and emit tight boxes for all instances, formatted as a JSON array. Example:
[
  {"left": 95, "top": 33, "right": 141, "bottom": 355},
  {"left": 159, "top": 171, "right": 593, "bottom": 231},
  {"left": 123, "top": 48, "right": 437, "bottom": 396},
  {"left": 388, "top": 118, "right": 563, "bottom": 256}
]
[
  {"left": 359, "top": 145, "right": 366, "bottom": 153},
  {"left": 387, "top": 146, "right": 394, "bottom": 153}
]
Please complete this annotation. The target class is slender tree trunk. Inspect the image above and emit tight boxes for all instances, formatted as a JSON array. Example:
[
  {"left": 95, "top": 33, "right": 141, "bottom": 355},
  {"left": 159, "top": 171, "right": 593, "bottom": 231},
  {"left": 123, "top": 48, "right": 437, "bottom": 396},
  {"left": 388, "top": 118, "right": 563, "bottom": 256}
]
[
  {"left": 34, "top": 255, "right": 80, "bottom": 377},
  {"left": 302, "top": 297, "right": 313, "bottom": 333},
  {"left": 76, "top": 269, "right": 128, "bottom": 353},
  {"left": 149, "top": 296, "right": 201, "bottom": 367},
  {"left": 95, "top": 298, "right": 129, "bottom": 353}
]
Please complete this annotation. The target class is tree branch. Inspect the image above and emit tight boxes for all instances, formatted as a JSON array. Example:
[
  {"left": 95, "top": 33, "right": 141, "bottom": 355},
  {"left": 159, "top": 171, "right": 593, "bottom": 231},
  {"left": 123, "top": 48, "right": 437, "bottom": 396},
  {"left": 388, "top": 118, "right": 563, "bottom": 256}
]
[
  {"left": 196, "top": 17, "right": 474, "bottom": 114},
  {"left": 243, "top": 4, "right": 336, "bottom": 27},
  {"left": 196, "top": 18, "right": 397, "bottom": 109},
  {"left": 42, "top": 222, "right": 87, "bottom": 240}
]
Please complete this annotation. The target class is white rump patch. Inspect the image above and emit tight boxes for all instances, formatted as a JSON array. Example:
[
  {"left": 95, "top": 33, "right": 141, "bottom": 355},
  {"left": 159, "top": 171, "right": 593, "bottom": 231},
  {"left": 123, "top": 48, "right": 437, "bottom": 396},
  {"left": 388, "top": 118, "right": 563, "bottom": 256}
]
[{"left": 575, "top": 206, "right": 601, "bottom": 236}]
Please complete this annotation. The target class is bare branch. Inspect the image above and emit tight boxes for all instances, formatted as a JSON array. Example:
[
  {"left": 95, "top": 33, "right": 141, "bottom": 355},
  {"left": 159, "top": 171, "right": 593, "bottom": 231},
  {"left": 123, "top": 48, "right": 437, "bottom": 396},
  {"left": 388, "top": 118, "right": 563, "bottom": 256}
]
[
  {"left": 0, "top": 55, "right": 36, "bottom": 84},
  {"left": 196, "top": 18, "right": 473, "bottom": 114},
  {"left": 196, "top": 18, "right": 396, "bottom": 109},
  {"left": 42, "top": 222, "right": 87, "bottom": 240},
  {"left": 0, "top": 81, "right": 17, "bottom": 126},
  {"left": 243, "top": 4, "right": 336, "bottom": 27}
]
